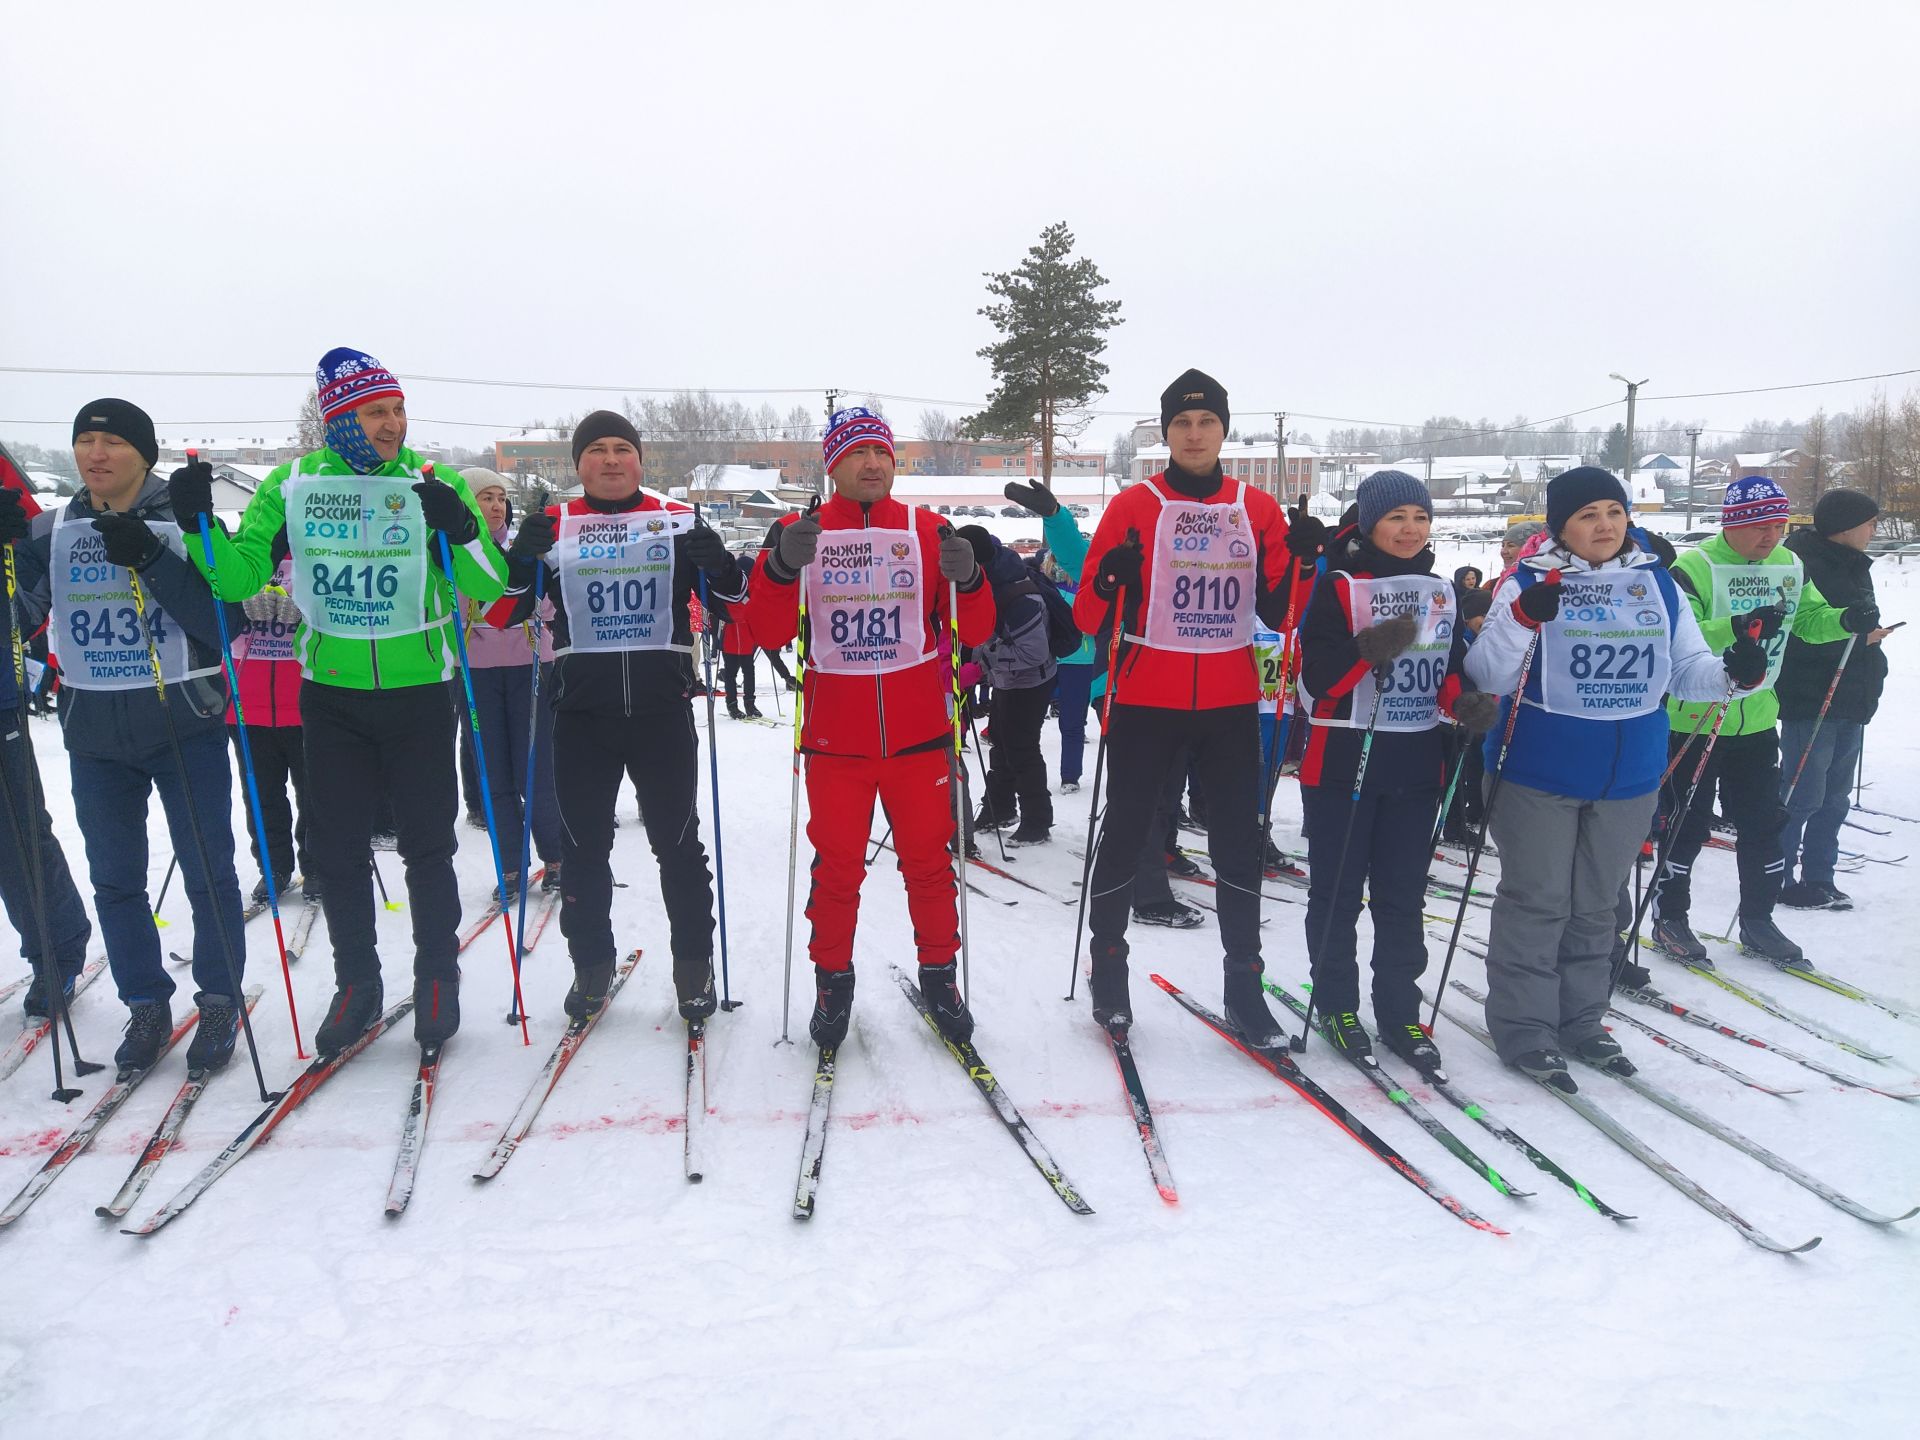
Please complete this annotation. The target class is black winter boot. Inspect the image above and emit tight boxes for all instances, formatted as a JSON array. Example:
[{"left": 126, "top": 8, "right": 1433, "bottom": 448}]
[
  {"left": 115, "top": 1000, "right": 173, "bottom": 1073},
  {"left": 186, "top": 994, "right": 241, "bottom": 1074}
]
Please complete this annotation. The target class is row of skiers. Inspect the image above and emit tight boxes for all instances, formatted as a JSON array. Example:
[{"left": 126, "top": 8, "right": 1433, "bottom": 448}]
[{"left": 1, "top": 354, "right": 1890, "bottom": 1104}]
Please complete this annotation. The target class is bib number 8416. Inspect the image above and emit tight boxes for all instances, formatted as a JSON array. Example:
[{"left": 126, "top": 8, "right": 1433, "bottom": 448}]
[{"left": 311, "top": 562, "right": 400, "bottom": 598}]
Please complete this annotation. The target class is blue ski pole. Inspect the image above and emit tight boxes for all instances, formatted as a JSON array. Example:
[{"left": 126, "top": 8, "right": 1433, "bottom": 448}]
[{"left": 506, "top": 491, "right": 549, "bottom": 1024}]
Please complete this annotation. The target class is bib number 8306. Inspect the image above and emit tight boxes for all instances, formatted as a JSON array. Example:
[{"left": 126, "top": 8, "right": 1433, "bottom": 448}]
[
  {"left": 1568, "top": 642, "right": 1655, "bottom": 680},
  {"left": 1379, "top": 654, "right": 1442, "bottom": 695},
  {"left": 828, "top": 605, "right": 903, "bottom": 646},
  {"left": 311, "top": 562, "right": 400, "bottom": 599}
]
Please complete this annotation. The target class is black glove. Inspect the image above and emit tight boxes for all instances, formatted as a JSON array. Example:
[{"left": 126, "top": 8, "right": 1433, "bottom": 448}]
[
  {"left": 773, "top": 507, "right": 822, "bottom": 577},
  {"left": 413, "top": 473, "right": 480, "bottom": 546},
  {"left": 1451, "top": 690, "right": 1501, "bottom": 734},
  {"left": 168, "top": 457, "right": 216, "bottom": 528},
  {"left": 1723, "top": 632, "right": 1769, "bottom": 688},
  {"left": 0, "top": 488, "right": 28, "bottom": 545},
  {"left": 1513, "top": 573, "right": 1562, "bottom": 627},
  {"left": 509, "top": 509, "right": 558, "bottom": 559},
  {"left": 1640, "top": 530, "right": 1677, "bottom": 567},
  {"left": 1842, "top": 602, "right": 1881, "bottom": 634},
  {"left": 1092, "top": 531, "right": 1144, "bottom": 599},
  {"left": 1284, "top": 497, "right": 1327, "bottom": 560},
  {"left": 1353, "top": 613, "right": 1418, "bottom": 667},
  {"left": 936, "top": 524, "right": 979, "bottom": 585},
  {"left": 684, "top": 522, "right": 733, "bottom": 575},
  {"left": 1742, "top": 603, "right": 1787, "bottom": 642},
  {"left": 1002, "top": 479, "right": 1060, "bottom": 518},
  {"left": 93, "top": 510, "right": 165, "bottom": 570}
]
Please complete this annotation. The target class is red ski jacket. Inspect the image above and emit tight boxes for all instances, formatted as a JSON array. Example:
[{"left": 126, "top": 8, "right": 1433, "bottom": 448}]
[
  {"left": 1073, "top": 471, "right": 1300, "bottom": 711},
  {"left": 746, "top": 493, "right": 995, "bottom": 758}
]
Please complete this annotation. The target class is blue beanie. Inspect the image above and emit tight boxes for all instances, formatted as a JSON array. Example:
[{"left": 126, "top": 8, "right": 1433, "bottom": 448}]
[
  {"left": 1546, "top": 465, "right": 1630, "bottom": 536},
  {"left": 1357, "top": 469, "right": 1433, "bottom": 535}
]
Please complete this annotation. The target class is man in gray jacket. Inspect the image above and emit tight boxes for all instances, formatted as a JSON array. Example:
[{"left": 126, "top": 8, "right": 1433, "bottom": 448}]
[
  {"left": 959, "top": 526, "right": 1058, "bottom": 845},
  {"left": 14, "top": 399, "right": 248, "bottom": 1074}
]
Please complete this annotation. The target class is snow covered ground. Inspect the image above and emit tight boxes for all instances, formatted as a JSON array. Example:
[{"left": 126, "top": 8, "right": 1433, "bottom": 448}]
[{"left": 3, "top": 551, "right": 1918, "bottom": 1440}]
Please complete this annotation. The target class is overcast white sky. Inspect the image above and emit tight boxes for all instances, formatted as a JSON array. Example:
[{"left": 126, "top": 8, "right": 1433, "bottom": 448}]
[{"left": 4, "top": 0, "right": 1916, "bottom": 457}]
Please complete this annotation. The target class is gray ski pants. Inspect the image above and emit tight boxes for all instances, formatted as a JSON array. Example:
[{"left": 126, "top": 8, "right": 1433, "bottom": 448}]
[{"left": 1483, "top": 781, "right": 1657, "bottom": 1062}]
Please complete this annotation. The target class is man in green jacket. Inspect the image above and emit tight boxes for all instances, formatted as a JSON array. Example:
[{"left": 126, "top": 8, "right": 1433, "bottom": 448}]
[
  {"left": 170, "top": 348, "right": 509, "bottom": 1052},
  {"left": 1650, "top": 476, "right": 1878, "bottom": 966}
]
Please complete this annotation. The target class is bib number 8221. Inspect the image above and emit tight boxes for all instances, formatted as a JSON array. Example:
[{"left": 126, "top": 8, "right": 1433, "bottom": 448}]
[{"left": 1568, "top": 642, "right": 1655, "bottom": 680}]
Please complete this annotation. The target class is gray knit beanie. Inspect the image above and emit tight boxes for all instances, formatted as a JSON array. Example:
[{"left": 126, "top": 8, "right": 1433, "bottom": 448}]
[{"left": 1357, "top": 469, "right": 1433, "bottom": 536}]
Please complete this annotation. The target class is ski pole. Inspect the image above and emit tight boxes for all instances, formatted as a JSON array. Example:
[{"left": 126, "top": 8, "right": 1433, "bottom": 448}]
[
  {"left": 965, "top": 707, "right": 1010, "bottom": 865},
  {"left": 948, "top": 568, "right": 971, "bottom": 1001},
  {"left": 1289, "top": 675, "right": 1387, "bottom": 1053},
  {"left": 1258, "top": 557, "right": 1319, "bottom": 864},
  {"left": 778, "top": 500, "right": 819, "bottom": 1046},
  {"left": 371, "top": 853, "right": 400, "bottom": 910},
  {"left": 1425, "top": 627, "right": 1542, "bottom": 1033},
  {"left": 1781, "top": 631, "right": 1858, "bottom": 809},
  {"left": 1066, "top": 528, "right": 1139, "bottom": 1002},
  {"left": 188, "top": 479, "right": 305, "bottom": 1059},
  {"left": 1429, "top": 730, "right": 1472, "bottom": 850},
  {"left": 0, "top": 555, "right": 98, "bottom": 1096},
  {"left": 122, "top": 547, "right": 277, "bottom": 1099},
  {"left": 153, "top": 854, "right": 177, "bottom": 927},
  {"left": 506, "top": 490, "right": 550, "bottom": 1025},
  {"left": 428, "top": 470, "right": 529, "bottom": 1044},
  {"left": 866, "top": 823, "right": 891, "bottom": 867},
  {"left": 694, "top": 515, "right": 739, "bottom": 1012}
]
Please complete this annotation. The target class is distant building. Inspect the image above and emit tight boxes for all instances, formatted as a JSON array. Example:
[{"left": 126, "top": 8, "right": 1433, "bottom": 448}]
[{"left": 1131, "top": 441, "right": 1375, "bottom": 499}]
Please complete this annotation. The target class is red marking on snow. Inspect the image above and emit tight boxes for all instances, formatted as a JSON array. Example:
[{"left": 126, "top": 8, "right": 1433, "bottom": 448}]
[
  {"left": 0, "top": 1127, "right": 68, "bottom": 1157},
  {"left": 224, "top": 1306, "right": 240, "bottom": 1327}
]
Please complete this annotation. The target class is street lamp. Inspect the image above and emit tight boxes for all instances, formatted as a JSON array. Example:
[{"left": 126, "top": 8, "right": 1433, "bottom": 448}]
[{"left": 1609, "top": 373, "right": 1648, "bottom": 499}]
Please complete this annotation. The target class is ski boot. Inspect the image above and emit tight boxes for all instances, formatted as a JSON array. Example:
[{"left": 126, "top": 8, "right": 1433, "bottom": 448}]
[
  {"left": 674, "top": 953, "right": 718, "bottom": 1021},
  {"left": 1738, "top": 912, "right": 1805, "bottom": 968},
  {"left": 1573, "top": 1032, "right": 1636, "bottom": 1077},
  {"left": 1222, "top": 963, "right": 1284, "bottom": 1048},
  {"left": 541, "top": 862, "right": 562, "bottom": 894},
  {"left": 1614, "top": 959, "right": 1654, "bottom": 992},
  {"left": 185, "top": 993, "right": 241, "bottom": 1074},
  {"left": 1817, "top": 880, "right": 1851, "bottom": 907},
  {"left": 1325, "top": 1010, "right": 1374, "bottom": 1060},
  {"left": 1382, "top": 1021, "right": 1446, "bottom": 1079},
  {"left": 414, "top": 970, "right": 461, "bottom": 1048},
  {"left": 22, "top": 966, "right": 77, "bottom": 1020},
  {"left": 1007, "top": 821, "right": 1052, "bottom": 848},
  {"left": 1088, "top": 944, "right": 1132, "bottom": 1035},
  {"left": 1513, "top": 1049, "right": 1576, "bottom": 1093},
  {"left": 1779, "top": 880, "right": 1841, "bottom": 910},
  {"left": 973, "top": 803, "right": 1011, "bottom": 832},
  {"left": 115, "top": 1000, "right": 172, "bottom": 1073},
  {"left": 744, "top": 702, "right": 764, "bottom": 719},
  {"left": 919, "top": 962, "right": 975, "bottom": 1043},
  {"left": 1133, "top": 899, "right": 1204, "bottom": 930},
  {"left": 565, "top": 959, "right": 616, "bottom": 1022},
  {"left": 316, "top": 976, "right": 384, "bottom": 1056},
  {"left": 1164, "top": 850, "right": 1203, "bottom": 879},
  {"left": 727, "top": 705, "right": 744, "bottom": 720},
  {"left": 250, "top": 872, "right": 292, "bottom": 907},
  {"left": 809, "top": 966, "right": 856, "bottom": 1049},
  {"left": 1651, "top": 913, "right": 1710, "bottom": 965}
]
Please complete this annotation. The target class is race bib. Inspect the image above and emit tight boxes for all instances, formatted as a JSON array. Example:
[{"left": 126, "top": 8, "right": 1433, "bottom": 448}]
[
  {"left": 50, "top": 518, "right": 219, "bottom": 691},
  {"left": 241, "top": 610, "right": 298, "bottom": 663},
  {"left": 1138, "top": 485, "right": 1257, "bottom": 653},
  {"left": 284, "top": 472, "right": 431, "bottom": 638},
  {"left": 1254, "top": 622, "right": 1285, "bottom": 712},
  {"left": 803, "top": 522, "right": 930, "bottom": 676},
  {"left": 1538, "top": 566, "right": 1673, "bottom": 718},
  {"left": 1708, "top": 560, "right": 1800, "bottom": 691},
  {"left": 1308, "top": 576, "right": 1453, "bottom": 732},
  {"left": 556, "top": 508, "right": 692, "bottom": 653}
]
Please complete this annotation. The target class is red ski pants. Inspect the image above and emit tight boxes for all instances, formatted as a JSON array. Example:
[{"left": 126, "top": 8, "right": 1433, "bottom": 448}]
[{"left": 805, "top": 747, "right": 959, "bottom": 973}]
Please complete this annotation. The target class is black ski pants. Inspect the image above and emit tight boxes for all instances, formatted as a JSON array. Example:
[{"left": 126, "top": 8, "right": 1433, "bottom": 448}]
[
  {"left": 722, "top": 653, "right": 755, "bottom": 711},
  {"left": 1089, "top": 703, "right": 1262, "bottom": 966},
  {"left": 230, "top": 723, "right": 308, "bottom": 885},
  {"left": 1653, "top": 726, "right": 1784, "bottom": 921},
  {"left": 302, "top": 680, "right": 462, "bottom": 983},
  {"left": 554, "top": 704, "right": 714, "bottom": 971},
  {"left": 984, "top": 680, "right": 1053, "bottom": 830},
  {"left": 1300, "top": 780, "right": 1440, "bottom": 1027}
]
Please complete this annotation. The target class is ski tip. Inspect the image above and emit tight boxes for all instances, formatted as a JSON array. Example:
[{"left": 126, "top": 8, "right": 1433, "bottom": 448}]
[
  {"left": 94, "top": 1205, "right": 126, "bottom": 1220},
  {"left": 686, "top": 1170, "right": 705, "bottom": 1185},
  {"left": 1783, "top": 1235, "right": 1823, "bottom": 1254}
]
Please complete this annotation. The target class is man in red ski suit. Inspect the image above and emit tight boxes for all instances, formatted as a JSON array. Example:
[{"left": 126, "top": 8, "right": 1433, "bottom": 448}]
[
  {"left": 1075, "top": 368, "right": 1324, "bottom": 1041},
  {"left": 745, "top": 408, "right": 995, "bottom": 1048}
]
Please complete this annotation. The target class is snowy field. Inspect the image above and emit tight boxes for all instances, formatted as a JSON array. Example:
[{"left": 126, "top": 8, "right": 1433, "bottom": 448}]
[{"left": 3, "top": 547, "right": 1918, "bottom": 1440}]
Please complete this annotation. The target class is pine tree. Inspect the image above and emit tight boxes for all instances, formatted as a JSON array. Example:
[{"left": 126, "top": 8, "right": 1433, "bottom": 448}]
[{"left": 965, "top": 222, "right": 1122, "bottom": 484}]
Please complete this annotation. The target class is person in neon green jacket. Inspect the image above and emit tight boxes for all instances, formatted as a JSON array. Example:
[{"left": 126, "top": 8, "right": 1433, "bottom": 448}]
[
  {"left": 1650, "top": 476, "right": 1879, "bottom": 966},
  {"left": 170, "top": 347, "right": 510, "bottom": 1055}
]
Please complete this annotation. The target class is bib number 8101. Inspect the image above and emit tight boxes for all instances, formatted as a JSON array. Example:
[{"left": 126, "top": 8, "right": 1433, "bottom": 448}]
[
  {"left": 586, "top": 577, "right": 659, "bottom": 615},
  {"left": 1568, "top": 642, "right": 1655, "bottom": 680}
]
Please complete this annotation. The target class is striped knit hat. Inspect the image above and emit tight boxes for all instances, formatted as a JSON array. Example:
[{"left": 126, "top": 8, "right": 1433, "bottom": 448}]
[
  {"left": 315, "top": 347, "right": 404, "bottom": 423},
  {"left": 1722, "top": 476, "right": 1791, "bottom": 529},
  {"left": 822, "top": 407, "right": 894, "bottom": 473}
]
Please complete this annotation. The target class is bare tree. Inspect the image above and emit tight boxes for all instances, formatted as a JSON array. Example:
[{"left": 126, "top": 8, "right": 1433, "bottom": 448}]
[
  {"left": 918, "top": 409, "right": 972, "bottom": 475},
  {"left": 298, "top": 387, "right": 324, "bottom": 451},
  {"left": 1108, "top": 428, "right": 1137, "bottom": 484},
  {"left": 1803, "top": 408, "right": 1830, "bottom": 506}
]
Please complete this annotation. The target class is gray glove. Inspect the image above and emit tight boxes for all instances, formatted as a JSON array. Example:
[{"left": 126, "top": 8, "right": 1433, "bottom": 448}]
[
  {"left": 937, "top": 524, "right": 978, "bottom": 585},
  {"left": 1353, "top": 612, "right": 1418, "bottom": 667},
  {"left": 775, "top": 510, "right": 822, "bottom": 575},
  {"left": 241, "top": 587, "right": 302, "bottom": 628},
  {"left": 1451, "top": 689, "right": 1500, "bottom": 734}
]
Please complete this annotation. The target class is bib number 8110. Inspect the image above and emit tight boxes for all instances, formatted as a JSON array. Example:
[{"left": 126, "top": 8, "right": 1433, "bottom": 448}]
[
  {"left": 311, "top": 562, "right": 400, "bottom": 599},
  {"left": 828, "top": 605, "right": 903, "bottom": 646},
  {"left": 1568, "top": 642, "right": 1655, "bottom": 680},
  {"left": 1170, "top": 574, "right": 1241, "bottom": 612}
]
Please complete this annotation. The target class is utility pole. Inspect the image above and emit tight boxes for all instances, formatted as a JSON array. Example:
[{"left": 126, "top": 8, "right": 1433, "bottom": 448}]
[
  {"left": 821, "top": 389, "right": 841, "bottom": 498},
  {"left": 1273, "top": 411, "right": 1287, "bottom": 500},
  {"left": 1609, "top": 372, "right": 1648, "bottom": 501},
  {"left": 1684, "top": 426, "right": 1701, "bottom": 530}
]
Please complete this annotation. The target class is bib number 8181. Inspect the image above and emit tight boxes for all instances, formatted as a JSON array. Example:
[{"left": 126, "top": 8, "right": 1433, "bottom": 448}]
[{"left": 828, "top": 605, "right": 903, "bottom": 646}]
